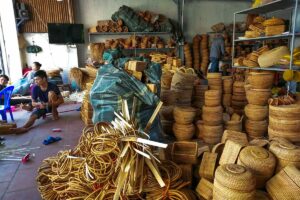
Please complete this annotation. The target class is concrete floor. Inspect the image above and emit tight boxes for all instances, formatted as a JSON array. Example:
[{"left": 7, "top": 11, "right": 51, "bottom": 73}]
[{"left": 0, "top": 103, "right": 84, "bottom": 200}]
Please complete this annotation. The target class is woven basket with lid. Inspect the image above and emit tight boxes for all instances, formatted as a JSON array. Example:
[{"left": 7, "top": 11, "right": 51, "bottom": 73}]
[
  {"left": 269, "top": 140, "right": 300, "bottom": 172},
  {"left": 238, "top": 146, "right": 276, "bottom": 189},
  {"left": 173, "top": 106, "right": 196, "bottom": 124},
  {"left": 245, "top": 104, "right": 268, "bottom": 121},
  {"left": 266, "top": 164, "right": 300, "bottom": 200},
  {"left": 213, "top": 164, "right": 256, "bottom": 200}
]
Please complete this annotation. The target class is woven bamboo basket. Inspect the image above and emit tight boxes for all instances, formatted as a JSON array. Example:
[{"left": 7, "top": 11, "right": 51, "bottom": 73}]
[
  {"left": 202, "top": 124, "right": 223, "bottom": 144},
  {"left": 222, "top": 94, "right": 232, "bottom": 107},
  {"left": 195, "top": 120, "right": 204, "bottom": 139},
  {"left": 160, "top": 89, "right": 178, "bottom": 105},
  {"left": 160, "top": 105, "right": 174, "bottom": 121},
  {"left": 248, "top": 72, "right": 274, "bottom": 89},
  {"left": 205, "top": 90, "right": 222, "bottom": 107},
  {"left": 232, "top": 94, "right": 247, "bottom": 101},
  {"left": 172, "top": 89, "right": 193, "bottom": 106},
  {"left": 268, "top": 127, "right": 300, "bottom": 143},
  {"left": 223, "top": 78, "right": 233, "bottom": 94},
  {"left": 171, "top": 68, "right": 197, "bottom": 90},
  {"left": 231, "top": 100, "right": 248, "bottom": 107},
  {"left": 233, "top": 85, "right": 246, "bottom": 94},
  {"left": 196, "top": 178, "right": 213, "bottom": 200},
  {"left": 224, "top": 117, "right": 243, "bottom": 132},
  {"left": 161, "top": 71, "right": 174, "bottom": 89},
  {"left": 237, "top": 146, "right": 276, "bottom": 189},
  {"left": 245, "top": 104, "right": 268, "bottom": 121},
  {"left": 269, "top": 140, "right": 300, "bottom": 172},
  {"left": 254, "top": 190, "right": 271, "bottom": 200},
  {"left": 246, "top": 89, "right": 272, "bottom": 106},
  {"left": 213, "top": 164, "right": 256, "bottom": 200},
  {"left": 207, "top": 73, "right": 222, "bottom": 79},
  {"left": 199, "top": 152, "right": 218, "bottom": 181},
  {"left": 202, "top": 106, "right": 223, "bottom": 126},
  {"left": 269, "top": 104, "right": 300, "bottom": 120},
  {"left": 173, "top": 123, "right": 195, "bottom": 141},
  {"left": 161, "top": 120, "right": 173, "bottom": 136},
  {"left": 171, "top": 141, "right": 198, "bottom": 164},
  {"left": 209, "top": 85, "right": 222, "bottom": 91},
  {"left": 269, "top": 116, "right": 300, "bottom": 132},
  {"left": 219, "top": 140, "right": 244, "bottom": 165},
  {"left": 173, "top": 106, "right": 196, "bottom": 124},
  {"left": 245, "top": 119, "right": 268, "bottom": 138},
  {"left": 249, "top": 138, "right": 269, "bottom": 147},
  {"left": 233, "top": 81, "right": 245, "bottom": 88},
  {"left": 266, "top": 165, "right": 300, "bottom": 200},
  {"left": 221, "top": 130, "right": 248, "bottom": 146}
]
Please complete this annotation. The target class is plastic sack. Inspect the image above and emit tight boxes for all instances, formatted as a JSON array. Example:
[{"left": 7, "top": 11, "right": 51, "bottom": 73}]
[{"left": 12, "top": 77, "right": 30, "bottom": 96}]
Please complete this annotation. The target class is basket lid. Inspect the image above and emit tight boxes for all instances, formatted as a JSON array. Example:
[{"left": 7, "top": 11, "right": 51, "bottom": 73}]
[{"left": 269, "top": 140, "right": 300, "bottom": 162}]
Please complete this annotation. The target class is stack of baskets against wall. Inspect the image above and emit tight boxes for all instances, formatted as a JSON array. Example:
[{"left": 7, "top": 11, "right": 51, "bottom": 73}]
[
  {"left": 80, "top": 82, "right": 94, "bottom": 125},
  {"left": 232, "top": 80, "right": 247, "bottom": 115},
  {"left": 200, "top": 34, "right": 209, "bottom": 75},
  {"left": 245, "top": 72, "right": 274, "bottom": 140}
]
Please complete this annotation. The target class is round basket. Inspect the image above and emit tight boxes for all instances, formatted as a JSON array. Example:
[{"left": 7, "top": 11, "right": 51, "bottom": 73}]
[
  {"left": 205, "top": 90, "right": 222, "bottom": 107},
  {"left": 231, "top": 100, "right": 248, "bottom": 107},
  {"left": 202, "top": 124, "right": 223, "bottom": 144},
  {"left": 238, "top": 146, "right": 276, "bottom": 189},
  {"left": 269, "top": 140, "right": 300, "bottom": 172},
  {"left": 266, "top": 165, "right": 300, "bottom": 200},
  {"left": 233, "top": 86, "right": 246, "bottom": 94},
  {"left": 173, "top": 123, "right": 195, "bottom": 141},
  {"left": 268, "top": 127, "right": 300, "bottom": 143},
  {"left": 161, "top": 72, "right": 174, "bottom": 89},
  {"left": 160, "top": 105, "right": 174, "bottom": 121},
  {"left": 269, "top": 104, "right": 300, "bottom": 120},
  {"left": 208, "top": 78, "right": 222, "bottom": 86},
  {"left": 160, "top": 89, "right": 178, "bottom": 105},
  {"left": 207, "top": 73, "right": 222, "bottom": 79},
  {"left": 269, "top": 116, "right": 300, "bottom": 132},
  {"left": 245, "top": 104, "right": 268, "bottom": 121},
  {"left": 232, "top": 94, "right": 247, "bottom": 101},
  {"left": 215, "top": 164, "right": 256, "bottom": 191},
  {"left": 248, "top": 72, "right": 274, "bottom": 89},
  {"left": 223, "top": 94, "right": 232, "bottom": 107},
  {"left": 173, "top": 89, "right": 193, "bottom": 106},
  {"left": 225, "top": 117, "right": 243, "bottom": 132},
  {"left": 246, "top": 89, "right": 272, "bottom": 106},
  {"left": 245, "top": 119, "right": 268, "bottom": 138},
  {"left": 223, "top": 79, "right": 233, "bottom": 94},
  {"left": 202, "top": 106, "right": 223, "bottom": 126},
  {"left": 233, "top": 81, "right": 245, "bottom": 88},
  {"left": 161, "top": 120, "right": 174, "bottom": 135},
  {"left": 173, "top": 106, "right": 196, "bottom": 124},
  {"left": 171, "top": 68, "right": 197, "bottom": 90}
]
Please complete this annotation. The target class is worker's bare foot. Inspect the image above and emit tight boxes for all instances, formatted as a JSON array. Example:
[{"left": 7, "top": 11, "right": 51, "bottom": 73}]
[
  {"left": 20, "top": 103, "right": 33, "bottom": 112},
  {"left": 10, "top": 127, "right": 29, "bottom": 134}
]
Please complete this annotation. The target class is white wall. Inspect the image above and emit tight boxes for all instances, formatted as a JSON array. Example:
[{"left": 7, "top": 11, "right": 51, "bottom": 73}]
[
  {"left": 0, "top": 0, "right": 22, "bottom": 82},
  {"left": 23, "top": 33, "right": 79, "bottom": 83},
  {"left": 73, "top": 0, "right": 250, "bottom": 66}
]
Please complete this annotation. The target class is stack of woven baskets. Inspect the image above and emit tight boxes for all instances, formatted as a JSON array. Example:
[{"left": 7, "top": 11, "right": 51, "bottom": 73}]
[
  {"left": 232, "top": 81, "right": 247, "bottom": 115},
  {"left": 173, "top": 107, "right": 196, "bottom": 141},
  {"left": 160, "top": 90, "right": 175, "bottom": 136},
  {"left": 184, "top": 43, "right": 193, "bottom": 68},
  {"left": 207, "top": 73, "right": 222, "bottom": 91},
  {"left": 192, "top": 84, "right": 208, "bottom": 109},
  {"left": 202, "top": 89, "right": 223, "bottom": 144},
  {"left": 200, "top": 34, "right": 209, "bottom": 75},
  {"left": 222, "top": 76, "right": 233, "bottom": 108},
  {"left": 193, "top": 35, "right": 201, "bottom": 70},
  {"left": 245, "top": 71, "right": 274, "bottom": 139},
  {"left": 171, "top": 68, "right": 197, "bottom": 107},
  {"left": 80, "top": 82, "right": 94, "bottom": 125},
  {"left": 268, "top": 103, "right": 300, "bottom": 143}
]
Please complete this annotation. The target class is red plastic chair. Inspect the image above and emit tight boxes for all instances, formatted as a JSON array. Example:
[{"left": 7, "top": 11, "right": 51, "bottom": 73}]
[{"left": 0, "top": 86, "right": 15, "bottom": 122}]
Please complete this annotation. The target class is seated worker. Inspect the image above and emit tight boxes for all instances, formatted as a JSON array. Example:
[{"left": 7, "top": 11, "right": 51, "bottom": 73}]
[
  {"left": 0, "top": 74, "right": 9, "bottom": 91},
  {"left": 12, "top": 70, "right": 64, "bottom": 134}
]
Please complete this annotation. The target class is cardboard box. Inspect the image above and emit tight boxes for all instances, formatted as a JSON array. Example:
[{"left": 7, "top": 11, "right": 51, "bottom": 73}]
[{"left": 128, "top": 61, "right": 147, "bottom": 72}]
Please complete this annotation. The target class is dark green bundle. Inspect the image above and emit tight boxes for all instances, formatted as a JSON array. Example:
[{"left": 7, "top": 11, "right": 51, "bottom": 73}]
[
  {"left": 26, "top": 45, "right": 42, "bottom": 54},
  {"left": 112, "top": 5, "right": 154, "bottom": 32}
]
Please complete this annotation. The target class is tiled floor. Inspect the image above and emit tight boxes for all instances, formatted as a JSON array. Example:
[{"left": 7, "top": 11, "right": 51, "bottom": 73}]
[{"left": 0, "top": 103, "right": 84, "bottom": 200}]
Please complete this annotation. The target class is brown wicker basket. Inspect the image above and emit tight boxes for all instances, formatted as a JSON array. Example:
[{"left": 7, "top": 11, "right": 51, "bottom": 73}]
[
  {"left": 171, "top": 68, "right": 197, "bottom": 90},
  {"left": 196, "top": 178, "right": 213, "bottom": 200},
  {"left": 199, "top": 152, "right": 218, "bottom": 181},
  {"left": 202, "top": 106, "right": 223, "bottom": 126},
  {"left": 246, "top": 89, "right": 272, "bottom": 106},
  {"left": 249, "top": 138, "right": 269, "bottom": 147},
  {"left": 207, "top": 73, "right": 222, "bottom": 79},
  {"left": 222, "top": 94, "right": 232, "bottom": 107},
  {"left": 232, "top": 94, "right": 247, "bottom": 101},
  {"left": 269, "top": 116, "right": 300, "bottom": 132},
  {"left": 160, "top": 105, "right": 174, "bottom": 121},
  {"left": 245, "top": 119, "right": 268, "bottom": 138},
  {"left": 195, "top": 120, "right": 204, "bottom": 139},
  {"left": 238, "top": 146, "right": 276, "bottom": 189},
  {"left": 268, "top": 127, "right": 300, "bottom": 143},
  {"left": 161, "top": 120, "right": 174, "bottom": 135},
  {"left": 171, "top": 141, "right": 198, "bottom": 164},
  {"left": 160, "top": 89, "right": 178, "bottom": 105},
  {"left": 266, "top": 165, "right": 300, "bottom": 200},
  {"left": 202, "top": 124, "right": 223, "bottom": 144},
  {"left": 213, "top": 164, "right": 256, "bottom": 200},
  {"left": 205, "top": 90, "right": 222, "bottom": 107},
  {"left": 248, "top": 72, "right": 274, "bottom": 89},
  {"left": 245, "top": 104, "right": 268, "bottom": 121},
  {"left": 173, "top": 123, "right": 195, "bottom": 141},
  {"left": 269, "top": 139, "right": 300, "bottom": 172},
  {"left": 221, "top": 130, "right": 248, "bottom": 146},
  {"left": 224, "top": 117, "right": 243, "bottom": 132},
  {"left": 219, "top": 140, "right": 244, "bottom": 165},
  {"left": 223, "top": 78, "right": 233, "bottom": 94},
  {"left": 269, "top": 104, "right": 300, "bottom": 120},
  {"left": 161, "top": 71, "right": 174, "bottom": 89},
  {"left": 173, "top": 106, "right": 197, "bottom": 124}
]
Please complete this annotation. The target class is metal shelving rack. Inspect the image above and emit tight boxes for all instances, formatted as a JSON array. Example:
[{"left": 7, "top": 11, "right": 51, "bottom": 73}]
[{"left": 232, "top": 0, "right": 300, "bottom": 71}]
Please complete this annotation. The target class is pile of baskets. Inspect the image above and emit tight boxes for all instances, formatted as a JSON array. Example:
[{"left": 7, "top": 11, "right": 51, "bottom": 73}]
[
  {"left": 193, "top": 35, "right": 201, "bottom": 70},
  {"left": 192, "top": 84, "right": 208, "bottom": 109},
  {"left": 184, "top": 43, "right": 193, "bottom": 68},
  {"left": 202, "top": 89, "right": 223, "bottom": 144},
  {"left": 245, "top": 71, "right": 274, "bottom": 139},
  {"left": 232, "top": 81, "right": 247, "bottom": 115},
  {"left": 222, "top": 76, "right": 233, "bottom": 108},
  {"left": 173, "top": 106, "right": 196, "bottom": 141},
  {"left": 200, "top": 34, "right": 209, "bottom": 75},
  {"left": 268, "top": 103, "right": 300, "bottom": 143},
  {"left": 207, "top": 73, "right": 222, "bottom": 91}
]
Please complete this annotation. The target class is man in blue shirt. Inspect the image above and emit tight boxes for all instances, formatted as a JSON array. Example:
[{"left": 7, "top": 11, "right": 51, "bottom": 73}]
[
  {"left": 12, "top": 70, "right": 64, "bottom": 134},
  {"left": 209, "top": 33, "right": 225, "bottom": 72}
]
